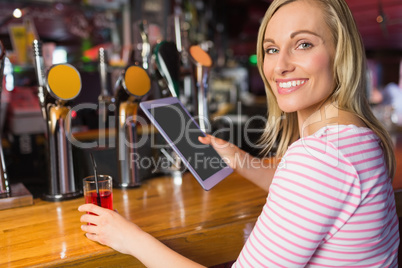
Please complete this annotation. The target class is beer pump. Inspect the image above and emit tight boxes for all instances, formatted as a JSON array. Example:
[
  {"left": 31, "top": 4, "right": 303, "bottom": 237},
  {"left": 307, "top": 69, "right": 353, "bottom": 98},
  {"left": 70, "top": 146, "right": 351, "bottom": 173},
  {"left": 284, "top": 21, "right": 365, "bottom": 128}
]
[
  {"left": 154, "top": 41, "right": 181, "bottom": 98},
  {"left": 0, "top": 41, "right": 9, "bottom": 198},
  {"left": 114, "top": 65, "right": 151, "bottom": 187},
  {"left": 33, "top": 40, "right": 82, "bottom": 201},
  {"left": 152, "top": 41, "right": 184, "bottom": 175},
  {"left": 189, "top": 45, "right": 213, "bottom": 133},
  {"left": 98, "top": 47, "right": 113, "bottom": 129},
  {"left": 0, "top": 41, "right": 34, "bottom": 209},
  {"left": 137, "top": 20, "right": 151, "bottom": 71}
]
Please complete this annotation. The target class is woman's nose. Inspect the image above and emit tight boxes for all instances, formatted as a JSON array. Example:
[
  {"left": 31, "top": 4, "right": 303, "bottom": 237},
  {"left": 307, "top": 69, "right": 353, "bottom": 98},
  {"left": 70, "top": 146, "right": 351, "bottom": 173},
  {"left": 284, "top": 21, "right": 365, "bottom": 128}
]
[{"left": 274, "top": 51, "right": 295, "bottom": 75}]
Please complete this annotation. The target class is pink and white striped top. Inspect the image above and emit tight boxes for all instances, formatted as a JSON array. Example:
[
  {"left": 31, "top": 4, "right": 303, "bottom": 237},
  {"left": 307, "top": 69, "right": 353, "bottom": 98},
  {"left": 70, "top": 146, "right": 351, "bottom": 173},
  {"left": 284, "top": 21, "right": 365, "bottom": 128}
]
[{"left": 233, "top": 125, "right": 399, "bottom": 267}]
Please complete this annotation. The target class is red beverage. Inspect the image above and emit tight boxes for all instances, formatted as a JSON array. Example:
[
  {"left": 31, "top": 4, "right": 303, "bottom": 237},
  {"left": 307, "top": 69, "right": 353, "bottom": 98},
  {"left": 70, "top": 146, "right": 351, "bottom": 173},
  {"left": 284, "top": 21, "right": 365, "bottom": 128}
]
[
  {"left": 85, "top": 189, "right": 113, "bottom": 210},
  {"left": 83, "top": 175, "right": 113, "bottom": 225}
]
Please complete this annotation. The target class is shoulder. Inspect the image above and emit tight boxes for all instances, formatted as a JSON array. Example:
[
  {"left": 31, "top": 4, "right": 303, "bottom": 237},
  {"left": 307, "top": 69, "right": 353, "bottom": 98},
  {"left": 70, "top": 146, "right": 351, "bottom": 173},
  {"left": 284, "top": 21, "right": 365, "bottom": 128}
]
[
  {"left": 268, "top": 127, "right": 367, "bottom": 224},
  {"left": 267, "top": 125, "right": 386, "bottom": 235},
  {"left": 286, "top": 124, "right": 381, "bottom": 165},
  {"left": 274, "top": 125, "right": 379, "bottom": 200}
]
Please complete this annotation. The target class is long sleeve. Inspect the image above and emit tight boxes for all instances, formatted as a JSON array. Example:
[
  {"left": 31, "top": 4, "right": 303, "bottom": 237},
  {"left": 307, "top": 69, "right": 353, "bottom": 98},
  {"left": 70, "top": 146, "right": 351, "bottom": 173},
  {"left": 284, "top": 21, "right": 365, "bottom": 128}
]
[{"left": 233, "top": 125, "right": 399, "bottom": 267}]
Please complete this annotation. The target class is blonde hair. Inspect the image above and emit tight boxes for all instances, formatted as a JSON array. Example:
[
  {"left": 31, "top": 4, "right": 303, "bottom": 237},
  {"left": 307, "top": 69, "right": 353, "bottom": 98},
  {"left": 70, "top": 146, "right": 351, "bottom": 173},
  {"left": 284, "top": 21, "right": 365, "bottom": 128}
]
[{"left": 257, "top": 0, "right": 396, "bottom": 180}]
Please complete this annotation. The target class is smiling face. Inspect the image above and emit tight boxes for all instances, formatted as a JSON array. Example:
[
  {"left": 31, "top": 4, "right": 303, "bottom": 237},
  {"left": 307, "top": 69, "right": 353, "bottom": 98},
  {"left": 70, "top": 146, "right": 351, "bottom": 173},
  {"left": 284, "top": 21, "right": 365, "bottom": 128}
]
[{"left": 263, "top": 0, "right": 336, "bottom": 119}]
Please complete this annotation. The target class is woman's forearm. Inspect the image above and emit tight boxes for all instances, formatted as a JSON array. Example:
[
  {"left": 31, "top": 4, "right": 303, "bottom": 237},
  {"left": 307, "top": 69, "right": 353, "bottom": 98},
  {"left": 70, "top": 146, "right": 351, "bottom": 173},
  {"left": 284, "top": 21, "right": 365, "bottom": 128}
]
[
  {"left": 79, "top": 204, "right": 205, "bottom": 268},
  {"left": 199, "top": 135, "right": 277, "bottom": 192},
  {"left": 231, "top": 149, "right": 278, "bottom": 192},
  {"left": 128, "top": 231, "right": 205, "bottom": 268}
]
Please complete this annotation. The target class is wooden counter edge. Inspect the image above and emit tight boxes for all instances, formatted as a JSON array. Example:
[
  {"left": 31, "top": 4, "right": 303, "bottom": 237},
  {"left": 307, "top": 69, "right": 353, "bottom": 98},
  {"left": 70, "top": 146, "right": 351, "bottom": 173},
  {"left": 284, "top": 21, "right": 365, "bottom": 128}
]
[
  {"left": 32, "top": 217, "right": 256, "bottom": 268},
  {"left": 57, "top": 189, "right": 402, "bottom": 267}
]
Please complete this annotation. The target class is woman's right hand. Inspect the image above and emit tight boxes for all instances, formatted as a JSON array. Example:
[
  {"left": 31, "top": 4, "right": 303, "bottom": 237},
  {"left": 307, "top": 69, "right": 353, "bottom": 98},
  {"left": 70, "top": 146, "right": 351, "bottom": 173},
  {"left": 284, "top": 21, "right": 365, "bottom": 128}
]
[
  {"left": 198, "top": 134, "right": 242, "bottom": 170},
  {"left": 199, "top": 134, "right": 275, "bottom": 192}
]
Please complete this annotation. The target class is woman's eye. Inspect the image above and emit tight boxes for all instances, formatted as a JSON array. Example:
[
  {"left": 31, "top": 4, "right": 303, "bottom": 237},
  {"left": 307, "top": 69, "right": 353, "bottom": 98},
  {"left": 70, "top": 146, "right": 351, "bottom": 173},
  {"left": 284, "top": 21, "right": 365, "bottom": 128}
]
[
  {"left": 297, "top": 42, "right": 312, "bottom": 49},
  {"left": 265, "top": 48, "right": 279, "bottom": 54}
]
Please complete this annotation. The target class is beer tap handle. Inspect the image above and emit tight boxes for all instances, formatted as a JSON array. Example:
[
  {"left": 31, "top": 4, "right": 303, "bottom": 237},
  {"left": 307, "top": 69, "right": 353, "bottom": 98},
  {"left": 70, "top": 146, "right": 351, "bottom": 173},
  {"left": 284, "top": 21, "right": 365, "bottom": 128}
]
[
  {"left": 32, "top": 40, "right": 48, "bottom": 120},
  {"left": 98, "top": 47, "right": 110, "bottom": 98},
  {"left": 174, "top": 15, "right": 182, "bottom": 53},
  {"left": 138, "top": 20, "right": 150, "bottom": 70},
  {"left": 155, "top": 41, "right": 181, "bottom": 98},
  {"left": 189, "top": 45, "right": 213, "bottom": 133},
  {"left": 0, "top": 41, "right": 5, "bottom": 94},
  {"left": 115, "top": 65, "right": 151, "bottom": 188},
  {"left": 43, "top": 63, "right": 82, "bottom": 201}
]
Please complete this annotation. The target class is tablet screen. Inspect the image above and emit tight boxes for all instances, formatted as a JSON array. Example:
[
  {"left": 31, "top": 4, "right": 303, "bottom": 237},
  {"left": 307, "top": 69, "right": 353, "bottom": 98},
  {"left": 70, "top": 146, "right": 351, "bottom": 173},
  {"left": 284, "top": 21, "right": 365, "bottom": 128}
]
[{"left": 150, "top": 103, "right": 228, "bottom": 180}]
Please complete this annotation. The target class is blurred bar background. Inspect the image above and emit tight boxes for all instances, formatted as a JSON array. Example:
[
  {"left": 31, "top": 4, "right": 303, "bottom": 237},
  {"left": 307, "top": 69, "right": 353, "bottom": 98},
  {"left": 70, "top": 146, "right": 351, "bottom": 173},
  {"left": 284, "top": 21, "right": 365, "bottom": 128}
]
[{"left": 0, "top": 0, "right": 401, "bottom": 198}]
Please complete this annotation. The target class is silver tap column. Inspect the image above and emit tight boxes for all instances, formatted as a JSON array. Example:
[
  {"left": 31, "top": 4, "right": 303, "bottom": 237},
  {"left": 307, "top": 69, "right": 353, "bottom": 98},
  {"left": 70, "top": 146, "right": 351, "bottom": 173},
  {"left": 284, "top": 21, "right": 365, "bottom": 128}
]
[
  {"left": 43, "top": 64, "right": 82, "bottom": 201},
  {"left": 32, "top": 40, "right": 49, "bottom": 120},
  {"left": 32, "top": 41, "right": 82, "bottom": 201},
  {"left": 196, "top": 63, "right": 208, "bottom": 132},
  {"left": 114, "top": 65, "right": 151, "bottom": 188},
  {"left": 98, "top": 47, "right": 112, "bottom": 129},
  {"left": 0, "top": 41, "right": 9, "bottom": 197},
  {"left": 138, "top": 20, "right": 150, "bottom": 70},
  {"left": 189, "top": 45, "right": 213, "bottom": 133},
  {"left": 32, "top": 40, "right": 57, "bottom": 198}
]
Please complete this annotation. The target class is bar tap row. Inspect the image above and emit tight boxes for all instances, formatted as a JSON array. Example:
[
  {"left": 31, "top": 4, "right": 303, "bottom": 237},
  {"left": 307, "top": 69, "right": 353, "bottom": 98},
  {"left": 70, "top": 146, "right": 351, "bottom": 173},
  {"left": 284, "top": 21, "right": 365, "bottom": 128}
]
[{"left": 0, "top": 21, "right": 214, "bottom": 201}]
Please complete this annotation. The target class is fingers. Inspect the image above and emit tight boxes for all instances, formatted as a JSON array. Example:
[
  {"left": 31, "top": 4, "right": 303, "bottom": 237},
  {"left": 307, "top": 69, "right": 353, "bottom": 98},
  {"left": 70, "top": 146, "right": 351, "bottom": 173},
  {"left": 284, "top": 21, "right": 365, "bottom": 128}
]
[
  {"left": 198, "top": 134, "right": 212, "bottom": 144},
  {"left": 210, "top": 136, "right": 229, "bottom": 147},
  {"left": 198, "top": 135, "right": 238, "bottom": 159},
  {"left": 79, "top": 204, "right": 113, "bottom": 245},
  {"left": 199, "top": 134, "right": 226, "bottom": 146},
  {"left": 81, "top": 221, "right": 101, "bottom": 243},
  {"left": 78, "top": 203, "right": 107, "bottom": 215},
  {"left": 81, "top": 223, "right": 97, "bottom": 234},
  {"left": 79, "top": 204, "right": 113, "bottom": 226},
  {"left": 80, "top": 213, "right": 100, "bottom": 226},
  {"left": 85, "top": 232, "right": 99, "bottom": 242}
]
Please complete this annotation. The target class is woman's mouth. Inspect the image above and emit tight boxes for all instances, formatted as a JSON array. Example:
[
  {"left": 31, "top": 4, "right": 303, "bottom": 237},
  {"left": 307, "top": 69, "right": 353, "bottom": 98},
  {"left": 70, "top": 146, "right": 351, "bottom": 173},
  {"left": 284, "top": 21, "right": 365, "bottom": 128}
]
[{"left": 276, "top": 79, "right": 308, "bottom": 95}]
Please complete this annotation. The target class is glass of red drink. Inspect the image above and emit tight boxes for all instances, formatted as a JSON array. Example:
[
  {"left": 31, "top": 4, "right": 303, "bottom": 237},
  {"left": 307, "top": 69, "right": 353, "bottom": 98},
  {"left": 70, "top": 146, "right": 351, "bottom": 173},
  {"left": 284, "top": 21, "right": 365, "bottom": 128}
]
[{"left": 83, "top": 175, "right": 113, "bottom": 210}]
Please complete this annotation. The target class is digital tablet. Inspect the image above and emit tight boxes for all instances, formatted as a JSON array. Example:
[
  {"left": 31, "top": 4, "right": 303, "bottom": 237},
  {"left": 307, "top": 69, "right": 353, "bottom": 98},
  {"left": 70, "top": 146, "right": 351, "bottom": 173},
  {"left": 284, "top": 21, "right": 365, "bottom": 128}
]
[{"left": 140, "top": 97, "right": 233, "bottom": 190}]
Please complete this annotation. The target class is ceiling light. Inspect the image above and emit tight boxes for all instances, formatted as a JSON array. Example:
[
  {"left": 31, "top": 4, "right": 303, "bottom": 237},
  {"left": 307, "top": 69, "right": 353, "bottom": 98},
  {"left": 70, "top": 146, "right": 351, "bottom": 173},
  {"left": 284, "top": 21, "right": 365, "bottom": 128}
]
[
  {"left": 376, "top": 15, "right": 384, "bottom": 23},
  {"left": 13, "top": 8, "right": 23, "bottom": 19}
]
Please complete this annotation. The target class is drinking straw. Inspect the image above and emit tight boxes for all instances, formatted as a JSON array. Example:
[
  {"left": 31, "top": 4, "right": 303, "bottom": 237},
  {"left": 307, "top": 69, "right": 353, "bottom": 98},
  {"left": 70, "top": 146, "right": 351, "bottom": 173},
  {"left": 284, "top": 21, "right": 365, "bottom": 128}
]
[{"left": 90, "top": 153, "right": 101, "bottom": 206}]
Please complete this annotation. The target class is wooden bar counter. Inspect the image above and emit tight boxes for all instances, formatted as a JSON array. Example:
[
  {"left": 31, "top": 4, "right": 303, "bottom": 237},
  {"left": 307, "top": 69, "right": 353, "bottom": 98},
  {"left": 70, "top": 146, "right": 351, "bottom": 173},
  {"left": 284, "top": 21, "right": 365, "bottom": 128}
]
[
  {"left": 0, "top": 172, "right": 267, "bottom": 267},
  {"left": 2, "top": 130, "right": 402, "bottom": 267}
]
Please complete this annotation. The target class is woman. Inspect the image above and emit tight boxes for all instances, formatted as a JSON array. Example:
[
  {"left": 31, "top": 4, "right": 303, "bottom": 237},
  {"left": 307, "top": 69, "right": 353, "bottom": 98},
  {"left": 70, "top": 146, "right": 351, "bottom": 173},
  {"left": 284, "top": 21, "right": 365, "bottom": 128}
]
[{"left": 79, "top": 0, "right": 399, "bottom": 266}]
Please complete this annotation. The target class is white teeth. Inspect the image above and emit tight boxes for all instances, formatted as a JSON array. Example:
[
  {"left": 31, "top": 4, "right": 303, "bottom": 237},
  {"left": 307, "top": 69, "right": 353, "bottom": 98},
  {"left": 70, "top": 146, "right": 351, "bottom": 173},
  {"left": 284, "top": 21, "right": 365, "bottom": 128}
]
[{"left": 278, "top": 80, "right": 306, "bottom": 88}]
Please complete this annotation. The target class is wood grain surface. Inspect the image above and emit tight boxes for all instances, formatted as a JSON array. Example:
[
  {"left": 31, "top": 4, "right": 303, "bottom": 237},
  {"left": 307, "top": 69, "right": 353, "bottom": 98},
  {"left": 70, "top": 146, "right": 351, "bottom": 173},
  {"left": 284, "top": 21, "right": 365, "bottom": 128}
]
[
  {"left": 0, "top": 172, "right": 267, "bottom": 267},
  {"left": 2, "top": 131, "right": 402, "bottom": 267}
]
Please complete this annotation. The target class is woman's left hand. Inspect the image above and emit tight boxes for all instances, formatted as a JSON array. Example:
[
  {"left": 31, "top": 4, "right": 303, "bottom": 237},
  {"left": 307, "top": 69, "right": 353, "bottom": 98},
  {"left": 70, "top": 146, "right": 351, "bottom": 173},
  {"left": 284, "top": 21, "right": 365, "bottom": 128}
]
[{"left": 78, "top": 204, "right": 142, "bottom": 255}]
